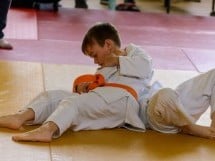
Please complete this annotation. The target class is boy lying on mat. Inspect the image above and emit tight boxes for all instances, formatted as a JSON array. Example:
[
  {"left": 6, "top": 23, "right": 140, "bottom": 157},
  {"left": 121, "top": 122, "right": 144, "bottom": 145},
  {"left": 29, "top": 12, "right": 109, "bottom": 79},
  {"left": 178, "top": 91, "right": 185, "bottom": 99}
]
[
  {"left": 0, "top": 22, "right": 214, "bottom": 142},
  {"left": 0, "top": 22, "right": 154, "bottom": 142}
]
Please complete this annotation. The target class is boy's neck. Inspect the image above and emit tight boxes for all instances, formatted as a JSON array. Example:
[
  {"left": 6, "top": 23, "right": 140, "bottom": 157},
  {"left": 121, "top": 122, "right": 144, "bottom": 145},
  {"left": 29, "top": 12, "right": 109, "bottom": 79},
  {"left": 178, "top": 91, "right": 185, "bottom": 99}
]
[{"left": 113, "top": 48, "right": 127, "bottom": 56}]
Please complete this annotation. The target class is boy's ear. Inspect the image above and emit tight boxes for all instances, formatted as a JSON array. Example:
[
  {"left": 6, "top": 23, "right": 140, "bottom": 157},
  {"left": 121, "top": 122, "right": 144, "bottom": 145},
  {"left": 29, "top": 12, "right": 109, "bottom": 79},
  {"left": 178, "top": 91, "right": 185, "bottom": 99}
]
[{"left": 104, "top": 39, "right": 114, "bottom": 49}]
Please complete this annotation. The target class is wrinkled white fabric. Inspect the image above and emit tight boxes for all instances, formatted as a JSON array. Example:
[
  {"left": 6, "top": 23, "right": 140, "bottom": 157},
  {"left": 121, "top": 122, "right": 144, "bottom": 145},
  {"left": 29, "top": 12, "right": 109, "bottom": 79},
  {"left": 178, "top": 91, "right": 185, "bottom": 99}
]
[
  {"left": 147, "top": 69, "right": 215, "bottom": 134},
  {"left": 147, "top": 88, "right": 194, "bottom": 133},
  {"left": 176, "top": 69, "right": 215, "bottom": 120},
  {"left": 138, "top": 81, "right": 163, "bottom": 127}
]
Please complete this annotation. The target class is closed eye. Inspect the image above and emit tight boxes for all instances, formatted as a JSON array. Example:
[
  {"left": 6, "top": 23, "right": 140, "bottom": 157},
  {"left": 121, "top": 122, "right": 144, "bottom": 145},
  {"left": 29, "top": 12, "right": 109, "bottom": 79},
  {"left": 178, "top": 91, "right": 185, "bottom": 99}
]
[{"left": 88, "top": 52, "right": 97, "bottom": 58}]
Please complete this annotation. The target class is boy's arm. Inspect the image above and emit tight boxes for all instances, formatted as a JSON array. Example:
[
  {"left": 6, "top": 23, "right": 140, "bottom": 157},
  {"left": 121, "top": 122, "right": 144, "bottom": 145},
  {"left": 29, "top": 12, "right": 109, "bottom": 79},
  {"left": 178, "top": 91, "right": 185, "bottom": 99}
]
[{"left": 119, "top": 51, "right": 153, "bottom": 79}]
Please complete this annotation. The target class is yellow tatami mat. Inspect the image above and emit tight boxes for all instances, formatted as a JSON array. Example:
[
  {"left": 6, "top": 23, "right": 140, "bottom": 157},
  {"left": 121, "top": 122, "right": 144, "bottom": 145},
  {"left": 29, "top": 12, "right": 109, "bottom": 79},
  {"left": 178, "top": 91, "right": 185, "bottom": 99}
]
[
  {"left": 0, "top": 60, "right": 44, "bottom": 114},
  {"left": 0, "top": 60, "right": 215, "bottom": 161},
  {"left": 0, "top": 60, "right": 50, "bottom": 161}
]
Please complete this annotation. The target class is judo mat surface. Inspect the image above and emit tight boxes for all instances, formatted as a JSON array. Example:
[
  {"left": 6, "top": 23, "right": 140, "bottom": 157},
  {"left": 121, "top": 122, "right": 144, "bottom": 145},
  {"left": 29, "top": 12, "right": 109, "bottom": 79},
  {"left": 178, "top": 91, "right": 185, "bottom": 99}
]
[{"left": 0, "top": 60, "right": 214, "bottom": 161}]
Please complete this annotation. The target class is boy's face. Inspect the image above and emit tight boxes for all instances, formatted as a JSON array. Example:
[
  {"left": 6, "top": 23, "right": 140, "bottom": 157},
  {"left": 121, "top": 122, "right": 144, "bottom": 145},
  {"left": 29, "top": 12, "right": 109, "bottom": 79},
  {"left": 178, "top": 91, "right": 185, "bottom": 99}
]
[{"left": 86, "top": 40, "right": 111, "bottom": 67}]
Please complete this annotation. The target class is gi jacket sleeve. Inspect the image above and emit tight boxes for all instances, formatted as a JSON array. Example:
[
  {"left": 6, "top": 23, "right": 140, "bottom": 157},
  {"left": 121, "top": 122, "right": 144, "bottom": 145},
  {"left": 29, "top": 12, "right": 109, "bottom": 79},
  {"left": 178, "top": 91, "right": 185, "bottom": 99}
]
[{"left": 119, "top": 44, "right": 153, "bottom": 79}]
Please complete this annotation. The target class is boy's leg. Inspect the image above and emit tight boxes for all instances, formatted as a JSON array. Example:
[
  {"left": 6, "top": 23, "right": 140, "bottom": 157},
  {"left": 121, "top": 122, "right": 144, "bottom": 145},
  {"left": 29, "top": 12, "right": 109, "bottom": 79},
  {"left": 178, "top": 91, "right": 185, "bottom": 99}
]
[
  {"left": 0, "top": 108, "right": 34, "bottom": 130},
  {"left": 0, "top": 90, "right": 72, "bottom": 130},
  {"left": 147, "top": 69, "right": 215, "bottom": 139},
  {"left": 180, "top": 124, "right": 215, "bottom": 140},
  {"left": 25, "top": 90, "right": 73, "bottom": 125},
  {"left": 12, "top": 121, "right": 58, "bottom": 142},
  {"left": 11, "top": 91, "right": 81, "bottom": 142},
  {"left": 176, "top": 69, "right": 215, "bottom": 120},
  {"left": 11, "top": 90, "right": 76, "bottom": 142},
  {"left": 11, "top": 90, "right": 135, "bottom": 142},
  {"left": 11, "top": 93, "right": 93, "bottom": 142},
  {"left": 173, "top": 69, "right": 215, "bottom": 139}
]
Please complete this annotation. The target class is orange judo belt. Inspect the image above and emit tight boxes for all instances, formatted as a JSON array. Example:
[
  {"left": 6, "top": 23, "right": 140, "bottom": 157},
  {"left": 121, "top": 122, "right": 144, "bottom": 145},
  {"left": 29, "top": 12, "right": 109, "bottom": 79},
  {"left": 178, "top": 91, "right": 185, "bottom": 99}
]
[{"left": 73, "top": 74, "right": 138, "bottom": 100}]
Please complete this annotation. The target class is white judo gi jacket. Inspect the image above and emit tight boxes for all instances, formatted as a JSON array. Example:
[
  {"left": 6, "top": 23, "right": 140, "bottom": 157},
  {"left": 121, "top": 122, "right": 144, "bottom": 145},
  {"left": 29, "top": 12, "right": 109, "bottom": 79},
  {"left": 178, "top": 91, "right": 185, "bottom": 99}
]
[{"left": 26, "top": 44, "right": 153, "bottom": 137}]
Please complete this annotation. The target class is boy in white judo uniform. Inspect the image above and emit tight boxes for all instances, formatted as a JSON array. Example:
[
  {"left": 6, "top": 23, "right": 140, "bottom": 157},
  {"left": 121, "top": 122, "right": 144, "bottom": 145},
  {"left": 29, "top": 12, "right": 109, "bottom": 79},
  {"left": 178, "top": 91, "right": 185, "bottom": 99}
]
[
  {"left": 146, "top": 69, "right": 215, "bottom": 140},
  {"left": 0, "top": 22, "right": 153, "bottom": 142}
]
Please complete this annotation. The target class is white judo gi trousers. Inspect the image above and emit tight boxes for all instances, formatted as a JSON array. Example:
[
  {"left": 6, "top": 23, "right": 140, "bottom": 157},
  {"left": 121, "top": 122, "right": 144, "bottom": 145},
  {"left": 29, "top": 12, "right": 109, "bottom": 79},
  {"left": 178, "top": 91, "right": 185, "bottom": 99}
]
[
  {"left": 25, "top": 87, "right": 145, "bottom": 138},
  {"left": 177, "top": 69, "right": 215, "bottom": 119},
  {"left": 147, "top": 69, "right": 215, "bottom": 133}
]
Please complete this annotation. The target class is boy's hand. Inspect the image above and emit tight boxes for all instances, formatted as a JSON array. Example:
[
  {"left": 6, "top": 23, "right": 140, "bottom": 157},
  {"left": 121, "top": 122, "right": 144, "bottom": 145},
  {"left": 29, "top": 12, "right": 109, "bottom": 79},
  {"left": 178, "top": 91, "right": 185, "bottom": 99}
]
[{"left": 76, "top": 82, "right": 90, "bottom": 93}]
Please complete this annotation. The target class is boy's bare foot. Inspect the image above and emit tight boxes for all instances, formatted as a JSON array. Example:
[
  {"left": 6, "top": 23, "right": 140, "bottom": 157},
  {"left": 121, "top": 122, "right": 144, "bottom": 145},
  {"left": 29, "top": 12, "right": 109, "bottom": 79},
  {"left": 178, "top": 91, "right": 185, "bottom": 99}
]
[
  {"left": 0, "top": 114, "right": 25, "bottom": 130},
  {"left": 12, "top": 122, "right": 59, "bottom": 142},
  {"left": 0, "top": 109, "right": 35, "bottom": 130}
]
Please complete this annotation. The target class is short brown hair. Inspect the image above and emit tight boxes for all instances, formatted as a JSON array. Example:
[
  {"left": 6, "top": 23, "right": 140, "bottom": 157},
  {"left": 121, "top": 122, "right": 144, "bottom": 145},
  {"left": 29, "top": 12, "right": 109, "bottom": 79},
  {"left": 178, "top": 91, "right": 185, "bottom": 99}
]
[{"left": 81, "top": 23, "right": 121, "bottom": 54}]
